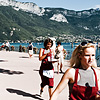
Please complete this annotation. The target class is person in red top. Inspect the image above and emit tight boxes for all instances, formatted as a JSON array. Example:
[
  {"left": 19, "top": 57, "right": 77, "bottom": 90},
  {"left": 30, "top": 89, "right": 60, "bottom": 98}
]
[
  {"left": 39, "top": 38, "right": 55, "bottom": 98},
  {"left": 50, "top": 41, "right": 100, "bottom": 100}
]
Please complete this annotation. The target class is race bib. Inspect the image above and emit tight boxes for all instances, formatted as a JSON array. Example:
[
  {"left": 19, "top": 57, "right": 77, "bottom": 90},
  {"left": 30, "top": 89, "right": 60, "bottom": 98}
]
[{"left": 43, "top": 70, "right": 54, "bottom": 78}]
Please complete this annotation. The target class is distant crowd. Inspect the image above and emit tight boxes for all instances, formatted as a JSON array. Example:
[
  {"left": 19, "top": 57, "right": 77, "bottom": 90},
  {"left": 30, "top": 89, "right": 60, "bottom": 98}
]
[
  {"left": 1, "top": 41, "right": 10, "bottom": 51},
  {"left": 0, "top": 42, "right": 38, "bottom": 54}
]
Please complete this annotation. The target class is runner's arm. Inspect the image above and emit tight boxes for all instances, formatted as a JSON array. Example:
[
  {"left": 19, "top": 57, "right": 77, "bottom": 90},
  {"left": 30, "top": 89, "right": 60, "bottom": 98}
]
[{"left": 50, "top": 68, "right": 75, "bottom": 100}]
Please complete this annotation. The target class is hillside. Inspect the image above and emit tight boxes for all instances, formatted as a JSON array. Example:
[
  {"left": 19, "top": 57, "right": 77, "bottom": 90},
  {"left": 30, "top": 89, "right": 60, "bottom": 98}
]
[{"left": 0, "top": 0, "right": 100, "bottom": 42}]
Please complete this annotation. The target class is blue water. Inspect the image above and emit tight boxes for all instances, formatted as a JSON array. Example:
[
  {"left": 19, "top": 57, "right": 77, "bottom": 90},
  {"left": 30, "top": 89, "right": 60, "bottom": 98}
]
[{"left": 0, "top": 42, "right": 100, "bottom": 66}]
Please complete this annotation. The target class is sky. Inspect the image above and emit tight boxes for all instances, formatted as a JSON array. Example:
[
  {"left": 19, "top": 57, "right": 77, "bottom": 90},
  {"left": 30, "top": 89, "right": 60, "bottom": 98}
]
[{"left": 16, "top": 0, "right": 100, "bottom": 11}]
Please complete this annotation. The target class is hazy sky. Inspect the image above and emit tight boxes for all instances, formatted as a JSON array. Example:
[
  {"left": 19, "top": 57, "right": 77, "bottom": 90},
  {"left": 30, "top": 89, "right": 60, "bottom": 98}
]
[{"left": 16, "top": 0, "right": 100, "bottom": 11}]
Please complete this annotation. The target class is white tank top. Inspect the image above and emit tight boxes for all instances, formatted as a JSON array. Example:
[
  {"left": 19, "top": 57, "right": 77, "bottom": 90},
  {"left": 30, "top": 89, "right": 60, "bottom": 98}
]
[{"left": 77, "top": 67, "right": 95, "bottom": 87}]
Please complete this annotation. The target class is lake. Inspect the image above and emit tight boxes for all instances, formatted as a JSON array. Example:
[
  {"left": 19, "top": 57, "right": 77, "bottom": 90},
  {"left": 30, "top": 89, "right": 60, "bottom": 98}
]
[{"left": 0, "top": 42, "right": 100, "bottom": 66}]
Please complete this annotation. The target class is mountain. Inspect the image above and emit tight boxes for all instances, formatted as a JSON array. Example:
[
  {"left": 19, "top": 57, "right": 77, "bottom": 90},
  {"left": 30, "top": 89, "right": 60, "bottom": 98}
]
[{"left": 0, "top": 0, "right": 100, "bottom": 42}]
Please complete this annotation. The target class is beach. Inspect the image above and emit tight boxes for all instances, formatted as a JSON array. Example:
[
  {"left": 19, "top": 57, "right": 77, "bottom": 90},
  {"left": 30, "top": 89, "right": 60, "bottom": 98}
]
[{"left": 0, "top": 51, "right": 70, "bottom": 100}]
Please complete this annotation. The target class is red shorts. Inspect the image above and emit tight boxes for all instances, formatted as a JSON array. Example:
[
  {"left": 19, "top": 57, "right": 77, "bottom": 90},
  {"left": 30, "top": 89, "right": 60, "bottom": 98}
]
[{"left": 39, "top": 69, "right": 54, "bottom": 88}]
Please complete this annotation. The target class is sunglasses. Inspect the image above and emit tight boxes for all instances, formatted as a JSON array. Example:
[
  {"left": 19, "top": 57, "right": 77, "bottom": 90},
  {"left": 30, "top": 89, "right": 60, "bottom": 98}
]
[{"left": 81, "top": 41, "right": 94, "bottom": 46}]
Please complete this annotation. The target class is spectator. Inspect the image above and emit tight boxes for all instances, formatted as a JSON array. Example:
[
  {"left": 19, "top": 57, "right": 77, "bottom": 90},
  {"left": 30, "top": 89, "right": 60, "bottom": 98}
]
[
  {"left": 28, "top": 42, "right": 33, "bottom": 58},
  {"left": 5, "top": 41, "right": 10, "bottom": 51},
  {"left": 55, "top": 41, "right": 64, "bottom": 74}
]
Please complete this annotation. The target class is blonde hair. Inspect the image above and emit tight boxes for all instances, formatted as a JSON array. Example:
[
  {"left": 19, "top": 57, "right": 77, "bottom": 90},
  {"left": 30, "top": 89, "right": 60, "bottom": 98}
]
[{"left": 70, "top": 43, "right": 97, "bottom": 68}]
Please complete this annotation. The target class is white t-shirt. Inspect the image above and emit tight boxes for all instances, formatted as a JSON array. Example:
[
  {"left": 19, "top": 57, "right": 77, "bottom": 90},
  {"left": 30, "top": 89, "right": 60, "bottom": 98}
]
[
  {"left": 57, "top": 45, "right": 63, "bottom": 57},
  {"left": 6, "top": 42, "right": 10, "bottom": 47}
]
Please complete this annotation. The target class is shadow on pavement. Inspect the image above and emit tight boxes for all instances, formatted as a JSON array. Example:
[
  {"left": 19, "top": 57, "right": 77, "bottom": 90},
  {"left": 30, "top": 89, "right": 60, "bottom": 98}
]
[
  {"left": 33, "top": 69, "right": 39, "bottom": 72},
  {"left": 6, "top": 88, "right": 44, "bottom": 100},
  {"left": 0, "top": 60, "right": 8, "bottom": 62},
  {"left": 0, "top": 68, "right": 24, "bottom": 75},
  {"left": 19, "top": 56, "right": 29, "bottom": 58}
]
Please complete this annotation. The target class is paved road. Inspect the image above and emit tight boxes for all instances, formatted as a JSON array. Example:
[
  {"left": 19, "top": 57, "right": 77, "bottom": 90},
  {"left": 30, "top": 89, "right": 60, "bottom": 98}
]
[{"left": 0, "top": 51, "right": 69, "bottom": 100}]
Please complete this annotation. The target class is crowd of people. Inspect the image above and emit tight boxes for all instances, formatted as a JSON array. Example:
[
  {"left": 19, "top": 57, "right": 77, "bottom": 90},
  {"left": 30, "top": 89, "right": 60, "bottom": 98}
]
[
  {"left": 1, "top": 38, "right": 100, "bottom": 100},
  {"left": 38, "top": 38, "right": 100, "bottom": 100},
  {"left": 0, "top": 41, "right": 35, "bottom": 57},
  {"left": 1, "top": 41, "right": 10, "bottom": 51},
  {"left": 50, "top": 41, "right": 100, "bottom": 100}
]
